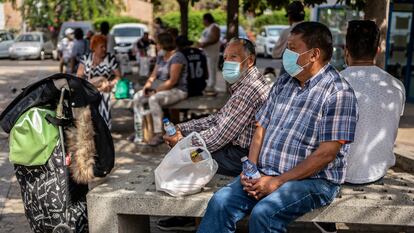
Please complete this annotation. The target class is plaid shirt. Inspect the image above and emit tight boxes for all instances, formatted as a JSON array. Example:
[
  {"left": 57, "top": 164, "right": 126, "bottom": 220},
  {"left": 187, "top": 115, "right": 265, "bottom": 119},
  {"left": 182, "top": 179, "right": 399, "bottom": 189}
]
[
  {"left": 178, "top": 66, "right": 270, "bottom": 152},
  {"left": 256, "top": 64, "right": 358, "bottom": 184}
]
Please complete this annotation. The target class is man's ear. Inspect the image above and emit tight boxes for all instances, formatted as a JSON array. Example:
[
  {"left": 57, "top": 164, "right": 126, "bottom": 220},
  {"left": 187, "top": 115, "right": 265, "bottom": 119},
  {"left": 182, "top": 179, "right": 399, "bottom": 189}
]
[
  {"left": 376, "top": 46, "right": 381, "bottom": 55},
  {"left": 248, "top": 54, "right": 255, "bottom": 67},
  {"left": 310, "top": 48, "right": 321, "bottom": 62}
]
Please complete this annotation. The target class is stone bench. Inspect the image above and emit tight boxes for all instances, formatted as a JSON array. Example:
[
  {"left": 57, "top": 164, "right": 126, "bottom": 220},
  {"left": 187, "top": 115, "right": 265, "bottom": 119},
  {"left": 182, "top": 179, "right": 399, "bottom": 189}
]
[{"left": 87, "top": 165, "right": 414, "bottom": 233}]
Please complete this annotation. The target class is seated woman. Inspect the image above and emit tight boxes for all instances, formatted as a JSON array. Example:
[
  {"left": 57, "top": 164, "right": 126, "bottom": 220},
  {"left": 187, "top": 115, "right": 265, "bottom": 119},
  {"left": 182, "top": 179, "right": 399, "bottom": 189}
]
[
  {"left": 133, "top": 32, "right": 188, "bottom": 146},
  {"left": 76, "top": 35, "right": 121, "bottom": 129}
]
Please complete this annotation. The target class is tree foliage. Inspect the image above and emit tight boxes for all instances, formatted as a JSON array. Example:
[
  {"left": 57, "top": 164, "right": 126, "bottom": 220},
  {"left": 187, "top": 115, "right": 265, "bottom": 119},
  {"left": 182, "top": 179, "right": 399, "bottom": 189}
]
[
  {"left": 6, "top": 0, "right": 123, "bottom": 30},
  {"left": 242, "top": 0, "right": 367, "bottom": 16}
]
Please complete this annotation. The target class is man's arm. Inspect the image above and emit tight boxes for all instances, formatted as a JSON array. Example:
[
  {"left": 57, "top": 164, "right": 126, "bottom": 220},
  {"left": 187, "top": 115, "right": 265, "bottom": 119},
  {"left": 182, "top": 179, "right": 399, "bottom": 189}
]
[
  {"left": 248, "top": 123, "right": 266, "bottom": 164},
  {"left": 245, "top": 141, "right": 341, "bottom": 200}
]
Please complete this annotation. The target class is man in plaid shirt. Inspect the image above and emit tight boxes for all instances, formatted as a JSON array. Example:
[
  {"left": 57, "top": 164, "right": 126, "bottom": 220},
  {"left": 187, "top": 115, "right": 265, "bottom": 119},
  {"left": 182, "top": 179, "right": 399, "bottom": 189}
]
[
  {"left": 160, "top": 38, "right": 270, "bottom": 232},
  {"left": 164, "top": 38, "right": 270, "bottom": 177},
  {"left": 198, "top": 22, "right": 358, "bottom": 233}
]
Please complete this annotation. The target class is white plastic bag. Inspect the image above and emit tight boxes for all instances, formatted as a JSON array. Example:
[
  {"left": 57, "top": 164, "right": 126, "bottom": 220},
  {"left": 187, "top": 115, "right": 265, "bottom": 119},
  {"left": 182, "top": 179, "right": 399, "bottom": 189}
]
[{"left": 155, "top": 132, "right": 218, "bottom": 197}]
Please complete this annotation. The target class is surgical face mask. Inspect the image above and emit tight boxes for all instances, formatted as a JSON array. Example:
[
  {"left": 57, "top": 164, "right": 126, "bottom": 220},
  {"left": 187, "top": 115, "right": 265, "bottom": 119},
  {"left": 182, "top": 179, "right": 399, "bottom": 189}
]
[
  {"left": 158, "top": 49, "right": 166, "bottom": 56},
  {"left": 282, "top": 48, "right": 312, "bottom": 77},
  {"left": 222, "top": 57, "right": 249, "bottom": 84}
]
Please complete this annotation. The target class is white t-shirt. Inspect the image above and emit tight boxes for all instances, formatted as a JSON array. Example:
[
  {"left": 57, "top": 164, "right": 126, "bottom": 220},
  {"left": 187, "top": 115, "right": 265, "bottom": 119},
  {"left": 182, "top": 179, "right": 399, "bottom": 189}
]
[
  {"left": 341, "top": 66, "right": 406, "bottom": 184},
  {"left": 199, "top": 23, "right": 220, "bottom": 57}
]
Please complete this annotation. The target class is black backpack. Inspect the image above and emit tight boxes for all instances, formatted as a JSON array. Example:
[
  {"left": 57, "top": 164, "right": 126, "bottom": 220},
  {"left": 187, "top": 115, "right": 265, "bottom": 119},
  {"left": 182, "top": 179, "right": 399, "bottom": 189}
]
[{"left": 180, "top": 48, "right": 208, "bottom": 97}]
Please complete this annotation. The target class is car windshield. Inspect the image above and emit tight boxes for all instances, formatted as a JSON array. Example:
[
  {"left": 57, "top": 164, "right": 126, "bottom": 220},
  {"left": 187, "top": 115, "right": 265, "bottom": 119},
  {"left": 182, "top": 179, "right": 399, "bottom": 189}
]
[
  {"left": 113, "top": 28, "right": 142, "bottom": 37},
  {"left": 16, "top": 34, "right": 41, "bottom": 42},
  {"left": 267, "top": 28, "right": 283, "bottom": 37}
]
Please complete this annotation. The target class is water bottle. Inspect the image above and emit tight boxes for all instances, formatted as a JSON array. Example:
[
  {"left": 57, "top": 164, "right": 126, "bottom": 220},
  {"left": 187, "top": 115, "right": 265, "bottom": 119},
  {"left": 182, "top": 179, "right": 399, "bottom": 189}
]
[
  {"left": 129, "top": 81, "right": 135, "bottom": 99},
  {"left": 241, "top": 156, "right": 261, "bottom": 179},
  {"left": 163, "top": 118, "right": 176, "bottom": 136}
]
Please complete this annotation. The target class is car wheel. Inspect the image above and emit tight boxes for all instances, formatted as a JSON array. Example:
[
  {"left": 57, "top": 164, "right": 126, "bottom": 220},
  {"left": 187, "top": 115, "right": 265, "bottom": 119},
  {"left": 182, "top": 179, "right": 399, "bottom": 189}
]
[{"left": 39, "top": 50, "right": 45, "bottom": 60}]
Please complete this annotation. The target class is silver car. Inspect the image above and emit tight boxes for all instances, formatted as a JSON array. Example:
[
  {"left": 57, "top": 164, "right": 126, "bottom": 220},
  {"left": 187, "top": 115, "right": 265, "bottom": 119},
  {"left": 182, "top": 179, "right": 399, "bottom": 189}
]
[
  {"left": 9, "top": 32, "right": 54, "bottom": 60},
  {"left": 0, "top": 31, "right": 14, "bottom": 58}
]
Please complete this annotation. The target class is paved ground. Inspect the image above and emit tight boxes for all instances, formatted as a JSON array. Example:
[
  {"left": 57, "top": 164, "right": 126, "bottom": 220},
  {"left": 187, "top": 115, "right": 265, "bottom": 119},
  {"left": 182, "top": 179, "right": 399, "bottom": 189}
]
[{"left": 0, "top": 58, "right": 413, "bottom": 232}]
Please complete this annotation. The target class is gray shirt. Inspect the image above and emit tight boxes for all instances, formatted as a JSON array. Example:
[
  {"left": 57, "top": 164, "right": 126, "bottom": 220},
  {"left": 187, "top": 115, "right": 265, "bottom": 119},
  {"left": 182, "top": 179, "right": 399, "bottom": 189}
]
[
  {"left": 154, "top": 52, "right": 188, "bottom": 92},
  {"left": 341, "top": 66, "right": 405, "bottom": 184}
]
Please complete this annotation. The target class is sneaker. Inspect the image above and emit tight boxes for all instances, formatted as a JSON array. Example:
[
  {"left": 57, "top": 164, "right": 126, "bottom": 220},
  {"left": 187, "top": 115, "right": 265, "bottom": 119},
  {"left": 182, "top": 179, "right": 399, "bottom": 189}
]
[
  {"left": 313, "top": 222, "right": 337, "bottom": 233},
  {"left": 157, "top": 217, "right": 196, "bottom": 231}
]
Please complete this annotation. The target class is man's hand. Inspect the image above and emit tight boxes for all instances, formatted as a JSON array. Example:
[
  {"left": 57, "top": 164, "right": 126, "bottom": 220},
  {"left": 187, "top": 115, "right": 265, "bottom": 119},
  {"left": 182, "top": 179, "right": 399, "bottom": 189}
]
[
  {"left": 163, "top": 129, "right": 184, "bottom": 148},
  {"left": 243, "top": 176, "right": 284, "bottom": 200}
]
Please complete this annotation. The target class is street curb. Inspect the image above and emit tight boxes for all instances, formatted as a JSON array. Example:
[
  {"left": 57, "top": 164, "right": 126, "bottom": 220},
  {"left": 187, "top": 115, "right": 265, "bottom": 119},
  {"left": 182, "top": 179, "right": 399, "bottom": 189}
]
[{"left": 394, "top": 146, "right": 414, "bottom": 173}]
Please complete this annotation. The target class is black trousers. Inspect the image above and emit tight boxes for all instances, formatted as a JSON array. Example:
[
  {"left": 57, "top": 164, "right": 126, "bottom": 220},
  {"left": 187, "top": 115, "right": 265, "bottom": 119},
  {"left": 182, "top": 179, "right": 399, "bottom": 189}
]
[{"left": 211, "top": 143, "right": 249, "bottom": 177}]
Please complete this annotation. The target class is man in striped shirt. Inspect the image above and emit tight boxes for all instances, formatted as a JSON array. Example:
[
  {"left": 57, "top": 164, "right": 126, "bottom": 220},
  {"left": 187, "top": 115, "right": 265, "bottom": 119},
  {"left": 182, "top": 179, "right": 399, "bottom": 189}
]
[
  {"left": 198, "top": 22, "right": 358, "bottom": 233},
  {"left": 160, "top": 38, "right": 270, "bottom": 232}
]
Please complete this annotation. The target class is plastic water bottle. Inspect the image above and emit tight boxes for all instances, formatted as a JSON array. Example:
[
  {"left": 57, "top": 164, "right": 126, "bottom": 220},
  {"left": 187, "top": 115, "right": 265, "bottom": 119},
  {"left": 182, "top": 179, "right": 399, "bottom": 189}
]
[
  {"left": 241, "top": 156, "right": 261, "bottom": 179},
  {"left": 163, "top": 118, "right": 176, "bottom": 136},
  {"left": 129, "top": 82, "right": 135, "bottom": 99}
]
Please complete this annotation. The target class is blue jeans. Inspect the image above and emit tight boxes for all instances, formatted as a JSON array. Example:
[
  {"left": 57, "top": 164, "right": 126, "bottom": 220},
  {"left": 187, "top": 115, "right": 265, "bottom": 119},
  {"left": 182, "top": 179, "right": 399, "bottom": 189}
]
[{"left": 197, "top": 176, "right": 340, "bottom": 233}]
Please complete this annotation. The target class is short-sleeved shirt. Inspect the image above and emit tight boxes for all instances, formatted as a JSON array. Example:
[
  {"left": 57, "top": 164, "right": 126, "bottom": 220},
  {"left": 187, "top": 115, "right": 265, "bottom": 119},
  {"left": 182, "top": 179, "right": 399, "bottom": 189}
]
[
  {"left": 71, "top": 39, "right": 88, "bottom": 61},
  {"left": 341, "top": 66, "right": 405, "bottom": 184},
  {"left": 155, "top": 52, "right": 188, "bottom": 92},
  {"left": 256, "top": 64, "right": 358, "bottom": 184},
  {"left": 80, "top": 53, "right": 119, "bottom": 79}
]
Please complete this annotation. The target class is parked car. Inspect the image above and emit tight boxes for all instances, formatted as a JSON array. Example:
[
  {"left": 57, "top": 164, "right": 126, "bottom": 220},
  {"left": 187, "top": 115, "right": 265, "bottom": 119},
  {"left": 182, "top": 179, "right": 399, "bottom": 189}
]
[
  {"left": 9, "top": 32, "right": 54, "bottom": 60},
  {"left": 111, "top": 23, "right": 148, "bottom": 58},
  {"left": 57, "top": 21, "right": 94, "bottom": 60},
  {"left": 0, "top": 31, "right": 14, "bottom": 58},
  {"left": 256, "top": 25, "right": 289, "bottom": 57}
]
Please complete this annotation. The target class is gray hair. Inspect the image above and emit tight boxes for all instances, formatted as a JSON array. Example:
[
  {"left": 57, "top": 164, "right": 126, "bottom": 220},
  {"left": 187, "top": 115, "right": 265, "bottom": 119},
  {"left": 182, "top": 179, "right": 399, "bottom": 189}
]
[
  {"left": 226, "top": 37, "right": 256, "bottom": 65},
  {"left": 227, "top": 37, "right": 256, "bottom": 56}
]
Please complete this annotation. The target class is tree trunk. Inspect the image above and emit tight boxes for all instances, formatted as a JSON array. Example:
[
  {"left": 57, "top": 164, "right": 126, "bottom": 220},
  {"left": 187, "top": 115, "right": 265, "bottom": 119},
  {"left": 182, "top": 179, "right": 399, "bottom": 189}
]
[
  {"left": 364, "top": 0, "right": 390, "bottom": 68},
  {"left": 226, "top": 0, "right": 239, "bottom": 40},
  {"left": 178, "top": 0, "right": 189, "bottom": 37}
]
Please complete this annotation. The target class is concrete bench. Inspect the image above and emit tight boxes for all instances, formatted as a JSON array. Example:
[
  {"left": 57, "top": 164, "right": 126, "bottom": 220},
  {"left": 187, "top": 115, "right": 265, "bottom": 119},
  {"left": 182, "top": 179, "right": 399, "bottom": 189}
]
[{"left": 87, "top": 165, "right": 414, "bottom": 233}]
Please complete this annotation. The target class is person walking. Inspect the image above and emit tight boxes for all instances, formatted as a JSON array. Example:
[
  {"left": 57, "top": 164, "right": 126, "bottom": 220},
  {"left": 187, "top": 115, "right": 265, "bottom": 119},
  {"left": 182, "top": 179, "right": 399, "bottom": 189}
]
[
  {"left": 70, "top": 28, "right": 88, "bottom": 75},
  {"left": 197, "top": 13, "right": 220, "bottom": 96},
  {"left": 100, "top": 21, "right": 115, "bottom": 55}
]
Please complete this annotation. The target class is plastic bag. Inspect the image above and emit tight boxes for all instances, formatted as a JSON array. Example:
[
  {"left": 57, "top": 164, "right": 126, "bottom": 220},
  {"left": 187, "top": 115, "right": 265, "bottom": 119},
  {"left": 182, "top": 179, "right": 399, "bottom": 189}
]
[
  {"left": 114, "top": 78, "right": 130, "bottom": 99},
  {"left": 155, "top": 132, "right": 218, "bottom": 197}
]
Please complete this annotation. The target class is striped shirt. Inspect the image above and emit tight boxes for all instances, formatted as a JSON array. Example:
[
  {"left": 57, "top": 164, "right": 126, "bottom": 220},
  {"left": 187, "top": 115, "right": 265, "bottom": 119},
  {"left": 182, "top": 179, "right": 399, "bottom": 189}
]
[
  {"left": 178, "top": 66, "right": 270, "bottom": 152},
  {"left": 256, "top": 64, "right": 358, "bottom": 184}
]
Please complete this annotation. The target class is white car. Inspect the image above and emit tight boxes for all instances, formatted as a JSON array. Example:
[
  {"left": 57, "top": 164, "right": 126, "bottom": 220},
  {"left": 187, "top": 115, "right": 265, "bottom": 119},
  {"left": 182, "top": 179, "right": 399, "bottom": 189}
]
[
  {"left": 256, "top": 25, "right": 289, "bottom": 57},
  {"left": 111, "top": 23, "right": 148, "bottom": 58},
  {"left": 9, "top": 32, "right": 55, "bottom": 60},
  {"left": 0, "top": 31, "right": 14, "bottom": 58}
]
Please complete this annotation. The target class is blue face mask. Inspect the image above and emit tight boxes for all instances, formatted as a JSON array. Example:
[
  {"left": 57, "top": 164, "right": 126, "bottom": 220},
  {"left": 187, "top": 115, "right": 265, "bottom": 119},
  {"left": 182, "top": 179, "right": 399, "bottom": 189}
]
[
  {"left": 222, "top": 57, "right": 249, "bottom": 84},
  {"left": 282, "top": 48, "right": 312, "bottom": 77}
]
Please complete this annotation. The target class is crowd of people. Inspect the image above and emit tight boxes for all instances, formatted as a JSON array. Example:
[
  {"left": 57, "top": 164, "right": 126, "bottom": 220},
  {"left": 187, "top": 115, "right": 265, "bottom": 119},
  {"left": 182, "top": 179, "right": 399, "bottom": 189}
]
[{"left": 53, "top": 2, "right": 406, "bottom": 232}]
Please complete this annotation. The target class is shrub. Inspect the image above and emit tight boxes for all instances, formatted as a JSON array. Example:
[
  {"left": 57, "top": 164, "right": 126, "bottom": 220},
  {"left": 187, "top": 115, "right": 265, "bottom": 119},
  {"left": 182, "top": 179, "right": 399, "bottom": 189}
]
[
  {"left": 162, "top": 9, "right": 228, "bottom": 41},
  {"left": 252, "top": 9, "right": 310, "bottom": 32},
  {"left": 93, "top": 16, "right": 143, "bottom": 31}
]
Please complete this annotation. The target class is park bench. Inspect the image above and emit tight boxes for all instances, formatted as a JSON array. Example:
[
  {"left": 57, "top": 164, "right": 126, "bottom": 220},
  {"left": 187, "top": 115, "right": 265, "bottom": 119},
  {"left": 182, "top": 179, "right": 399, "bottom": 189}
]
[{"left": 87, "top": 161, "right": 414, "bottom": 233}]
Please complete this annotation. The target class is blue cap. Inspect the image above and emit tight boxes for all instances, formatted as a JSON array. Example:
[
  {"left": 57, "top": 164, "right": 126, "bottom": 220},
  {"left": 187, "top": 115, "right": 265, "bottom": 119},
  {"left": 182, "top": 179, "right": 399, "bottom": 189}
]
[{"left": 162, "top": 118, "right": 169, "bottom": 123}]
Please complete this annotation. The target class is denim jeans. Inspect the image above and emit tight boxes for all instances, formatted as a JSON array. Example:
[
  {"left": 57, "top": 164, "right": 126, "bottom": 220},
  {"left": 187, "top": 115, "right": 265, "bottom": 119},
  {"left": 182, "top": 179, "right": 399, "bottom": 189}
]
[{"left": 197, "top": 176, "right": 340, "bottom": 233}]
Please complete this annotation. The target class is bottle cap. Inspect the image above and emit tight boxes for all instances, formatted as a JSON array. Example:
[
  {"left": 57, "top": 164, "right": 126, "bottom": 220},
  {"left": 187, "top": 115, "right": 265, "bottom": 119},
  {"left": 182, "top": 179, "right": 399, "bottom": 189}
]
[
  {"left": 162, "top": 118, "right": 169, "bottom": 123},
  {"left": 241, "top": 156, "right": 248, "bottom": 162}
]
